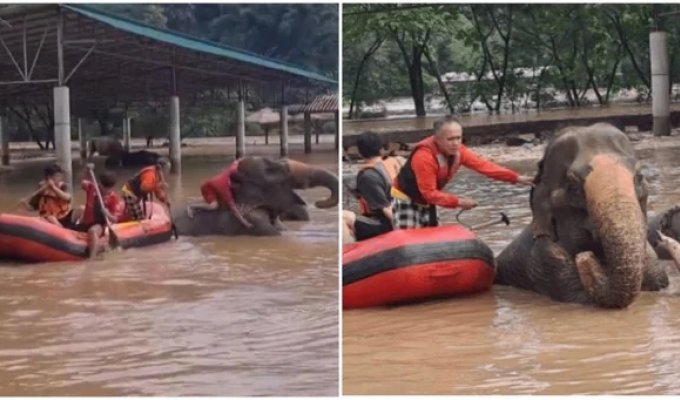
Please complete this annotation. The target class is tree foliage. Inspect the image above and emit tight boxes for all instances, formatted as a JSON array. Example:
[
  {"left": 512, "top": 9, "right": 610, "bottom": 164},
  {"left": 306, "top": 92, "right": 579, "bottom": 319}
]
[{"left": 343, "top": 3, "right": 680, "bottom": 118}]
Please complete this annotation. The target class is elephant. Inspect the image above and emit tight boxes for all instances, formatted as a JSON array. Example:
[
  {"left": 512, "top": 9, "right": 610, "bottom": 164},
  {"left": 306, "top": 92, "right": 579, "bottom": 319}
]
[
  {"left": 495, "top": 123, "right": 669, "bottom": 308},
  {"left": 88, "top": 136, "right": 124, "bottom": 159},
  {"left": 647, "top": 205, "right": 680, "bottom": 260},
  {"left": 171, "top": 156, "right": 338, "bottom": 236},
  {"left": 105, "top": 150, "right": 160, "bottom": 168}
]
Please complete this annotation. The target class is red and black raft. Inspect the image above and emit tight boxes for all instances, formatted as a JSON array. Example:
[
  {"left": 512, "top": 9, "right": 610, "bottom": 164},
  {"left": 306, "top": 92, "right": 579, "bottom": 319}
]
[
  {"left": 0, "top": 202, "right": 173, "bottom": 263},
  {"left": 343, "top": 225, "right": 496, "bottom": 309}
]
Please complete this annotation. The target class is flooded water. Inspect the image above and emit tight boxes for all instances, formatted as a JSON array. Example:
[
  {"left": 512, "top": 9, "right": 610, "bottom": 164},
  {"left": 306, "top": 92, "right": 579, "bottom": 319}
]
[
  {"left": 0, "top": 152, "right": 338, "bottom": 396},
  {"left": 343, "top": 146, "right": 680, "bottom": 395},
  {"left": 343, "top": 102, "right": 680, "bottom": 135}
]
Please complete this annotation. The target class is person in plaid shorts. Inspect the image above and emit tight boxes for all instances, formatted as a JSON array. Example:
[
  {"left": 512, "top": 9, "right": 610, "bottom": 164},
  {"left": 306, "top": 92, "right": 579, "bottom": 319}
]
[
  {"left": 121, "top": 158, "right": 170, "bottom": 221},
  {"left": 391, "top": 116, "right": 534, "bottom": 229}
]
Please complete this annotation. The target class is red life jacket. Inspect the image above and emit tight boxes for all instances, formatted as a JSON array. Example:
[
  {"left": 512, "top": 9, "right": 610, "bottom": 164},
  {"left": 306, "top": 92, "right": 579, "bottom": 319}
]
[{"left": 394, "top": 136, "right": 461, "bottom": 204}]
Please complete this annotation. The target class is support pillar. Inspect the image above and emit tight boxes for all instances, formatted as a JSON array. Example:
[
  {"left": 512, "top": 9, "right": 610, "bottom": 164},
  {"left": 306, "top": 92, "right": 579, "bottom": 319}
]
[
  {"left": 651, "top": 30, "right": 670, "bottom": 136},
  {"left": 304, "top": 111, "right": 312, "bottom": 154},
  {"left": 54, "top": 86, "right": 72, "bottom": 190},
  {"left": 169, "top": 95, "right": 181, "bottom": 173},
  {"left": 122, "top": 116, "right": 130, "bottom": 151},
  {"left": 236, "top": 98, "right": 245, "bottom": 158},
  {"left": 280, "top": 105, "right": 289, "bottom": 157},
  {"left": 265, "top": 127, "right": 269, "bottom": 145},
  {"left": 0, "top": 109, "right": 9, "bottom": 166},
  {"left": 78, "top": 118, "right": 87, "bottom": 162},
  {"left": 334, "top": 110, "right": 339, "bottom": 149}
]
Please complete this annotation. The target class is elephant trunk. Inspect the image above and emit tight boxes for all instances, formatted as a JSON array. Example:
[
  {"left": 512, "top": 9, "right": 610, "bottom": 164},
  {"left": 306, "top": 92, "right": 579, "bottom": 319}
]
[
  {"left": 583, "top": 154, "right": 645, "bottom": 308},
  {"left": 286, "top": 159, "right": 338, "bottom": 208}
]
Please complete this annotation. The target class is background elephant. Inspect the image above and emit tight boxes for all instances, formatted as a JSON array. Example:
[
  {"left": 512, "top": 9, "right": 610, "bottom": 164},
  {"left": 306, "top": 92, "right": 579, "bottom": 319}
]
[
  {"left": 105, "top": 150, "right": 161, "bottom": 168},
  {"left": 172, "top": 156, "right": 338, "bottom": 236},
  {"left": 88, "top": 136, "right": 124, "bottom": 159},
  {"left": 648, "top": 205, "right": 680, "bottom": 259},
  {"left": 496, "top": 123, "right": 669, "bottom": 308}
]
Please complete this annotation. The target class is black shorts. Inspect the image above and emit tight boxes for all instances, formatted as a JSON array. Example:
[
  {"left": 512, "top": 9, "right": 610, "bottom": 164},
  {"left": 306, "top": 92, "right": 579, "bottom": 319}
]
[
  {"left": 58, "top": 210, "right": 77, "bottom": 230},
  {"left": 354, "top": 215, "right": 392, "bottom": 241}
]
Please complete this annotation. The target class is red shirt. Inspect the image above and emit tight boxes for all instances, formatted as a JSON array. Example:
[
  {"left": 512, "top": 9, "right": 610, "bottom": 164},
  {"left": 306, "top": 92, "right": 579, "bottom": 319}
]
[
  {"left": 410, "top": 144, "right": 519, "bottom": 208},
  {"left": 200, "top": 161, "right": 239, "bottom": 207},
  {"left": 81, "top": 180, "right": 123, "bottom": 225}
]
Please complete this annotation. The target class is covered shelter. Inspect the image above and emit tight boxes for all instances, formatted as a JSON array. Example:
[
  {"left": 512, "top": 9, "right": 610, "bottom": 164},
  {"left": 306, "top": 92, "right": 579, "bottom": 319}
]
[
  {"left": 289, "top": 93, "right": 338, "bottom": 153},
  {"left": 0, "top": 4, "right": 336, "bottom": 187}
]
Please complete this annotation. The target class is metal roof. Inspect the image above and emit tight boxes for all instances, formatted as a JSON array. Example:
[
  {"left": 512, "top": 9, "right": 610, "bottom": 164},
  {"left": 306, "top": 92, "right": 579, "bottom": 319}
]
[
  {"left": 64, "top": 5, "right": 336, "bottom": 84},
  {"left": 0, "top": 4, "right": 336, "bottom": 107}
]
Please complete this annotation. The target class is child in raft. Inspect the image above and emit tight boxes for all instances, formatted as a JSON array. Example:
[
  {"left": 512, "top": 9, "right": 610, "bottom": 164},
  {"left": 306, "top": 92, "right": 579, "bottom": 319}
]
[
  {"left": 23, "top": 163, "right": 75, "bottom": 228},
  {"left": 73, "top": 164, "right": 124, "bottom": 259}
]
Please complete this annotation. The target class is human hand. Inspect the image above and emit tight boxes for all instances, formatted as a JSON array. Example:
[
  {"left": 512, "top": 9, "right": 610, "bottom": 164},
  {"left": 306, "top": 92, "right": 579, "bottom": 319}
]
[
  {"left": 516, "top": 175, "right": 535, "bottom": 186},
  {"left": 657, "top": 230, "right": 676, "bottom": 249},
  {"left": 86, "top": 163, "right": 95, "bottom": 170},
  {"left": 458, "top": 197, "right": 478, "bottom": 210},
  {"left": 186, "top": 206, "right": 194, "bottom": 219}
]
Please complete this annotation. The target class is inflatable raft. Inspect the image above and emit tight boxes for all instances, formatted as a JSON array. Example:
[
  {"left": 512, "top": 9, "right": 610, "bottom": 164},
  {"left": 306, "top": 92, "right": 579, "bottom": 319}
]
[
  {"left": 343, "top": 225, "right": 496, "bottom": 309},
  {"left": 0, "top": 202, "right": 173, "bottom": 263}
]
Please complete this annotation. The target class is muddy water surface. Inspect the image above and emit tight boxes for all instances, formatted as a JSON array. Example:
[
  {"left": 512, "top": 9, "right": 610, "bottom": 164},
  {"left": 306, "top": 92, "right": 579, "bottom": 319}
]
[
  {"left": 0, "top": 152, "right": 338, "bottom": 396},
  {"left": 343, "top": 146, "right": 680, "bottom": 395}
]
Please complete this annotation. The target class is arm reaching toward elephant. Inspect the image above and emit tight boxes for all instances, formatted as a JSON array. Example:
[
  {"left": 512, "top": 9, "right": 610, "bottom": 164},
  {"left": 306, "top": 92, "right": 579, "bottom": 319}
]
[{"left": 657, "top": 231, "right": 680, "bottom": 272}]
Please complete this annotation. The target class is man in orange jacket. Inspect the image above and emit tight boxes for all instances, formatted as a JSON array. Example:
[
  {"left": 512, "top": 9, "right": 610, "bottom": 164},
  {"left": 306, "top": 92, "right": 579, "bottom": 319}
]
[{"left": 391, "top": 116, "right": 534, "bottom": 229}]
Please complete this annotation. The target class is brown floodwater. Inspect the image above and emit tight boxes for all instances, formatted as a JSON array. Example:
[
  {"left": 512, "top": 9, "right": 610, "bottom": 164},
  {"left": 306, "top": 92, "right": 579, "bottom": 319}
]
[
  {"left": 343, "top": 102, "right": 680, "bottom": 135},
  {"left": 0, "top": 151, "right": 338, "bottom": 396},
  {"left": 343, "top": 146, "right": 680, "bottom": 395}
]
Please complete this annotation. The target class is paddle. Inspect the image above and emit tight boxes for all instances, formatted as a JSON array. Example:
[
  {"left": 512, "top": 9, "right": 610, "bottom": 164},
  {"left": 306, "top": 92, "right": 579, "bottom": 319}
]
[
  {"left": 156, "top": 166, "right": 178, "bottom": 240},
  {"left": 87, "top": 166, "right": 121, "bottom": 249}
]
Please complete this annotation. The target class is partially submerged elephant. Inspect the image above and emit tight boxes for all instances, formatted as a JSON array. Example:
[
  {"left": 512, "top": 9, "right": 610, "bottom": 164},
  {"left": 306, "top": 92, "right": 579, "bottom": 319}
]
[
  {"left": 88, "top": 136, "right": 124, "bottom": 159},
  {"left": 172, "top": 156, "right": 338, "bottom": 236},
  {"left": 648, "top": 206, "right": 680, "bottom": 260},
  {"left": 496, "top": 123, "right": 669, "bottom": 308},
  {"left": 105, "top": 150, "right": 161, "bottom": 168}
]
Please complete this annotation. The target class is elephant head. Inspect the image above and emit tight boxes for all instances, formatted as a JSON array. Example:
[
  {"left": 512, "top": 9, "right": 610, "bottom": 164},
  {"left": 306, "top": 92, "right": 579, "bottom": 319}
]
[{"left": 497, "top": 123, "right": 668, "bottom": 308}]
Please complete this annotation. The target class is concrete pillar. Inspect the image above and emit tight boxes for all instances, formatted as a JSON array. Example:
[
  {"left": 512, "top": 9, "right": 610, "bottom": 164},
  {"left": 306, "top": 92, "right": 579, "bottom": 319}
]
[
  {"left": 0, "top": 110, "right": 9, "bottom": 166},
  {"left": 123, "top": 117, "right": 132, "bottom": 151},
  {"left": 651, "top": 31, "right": 670, "bottom": 136},
  {"left": 236, "top": 99, "right": 245, "bottom": 158},
  {"left": 78, "top": 118, "right": 87, "bottom": 161},
  {"left": 334, "top": 110, "right": 339, "bottom": 149},
  {"left": 54, "top": 86, "right": 72, "bottom": 190},
  {"left": 280, "top": 105, "right": 288, "bottom": 157},
  {"left": 122, "top": 117, "right": 129, "bottom": 151},
  {"left": 304, "top": 111, "right": 312, "bottom": 154},
  {"left": 169, "top": 95, "right": 181, "bottom": 173}
]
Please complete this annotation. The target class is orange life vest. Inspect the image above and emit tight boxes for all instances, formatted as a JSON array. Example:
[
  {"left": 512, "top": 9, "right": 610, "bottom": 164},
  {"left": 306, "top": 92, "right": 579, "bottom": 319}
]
[
  {"left": 34, "top": 182, "right": 72, "bottom": 219},
  {"left": 357, "top": 157, "right": 402, "bottom": 216},
  {"left": 394, "top": 136, "right": 461, "bottom": 204}
]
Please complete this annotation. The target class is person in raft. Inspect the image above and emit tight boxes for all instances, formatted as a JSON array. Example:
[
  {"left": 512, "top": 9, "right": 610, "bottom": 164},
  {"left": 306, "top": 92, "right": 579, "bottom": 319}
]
[
  {"left": 391, "top": 115, "right": 534, "bottom": 229},
  {"left": 121, "top": 158, "right": 170, "bottom": 221},
  {"left": 73, "top": 164, "right": 124, "bottom": 259},
  {"left": 343, "top": 132, "right": 405, "bottom": 241},
  {"left": 23, "top": 163, "right": 75, "bottom": 228},
  {"left": 185, "top": 159, "right": 252, "bottom": 228}
]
